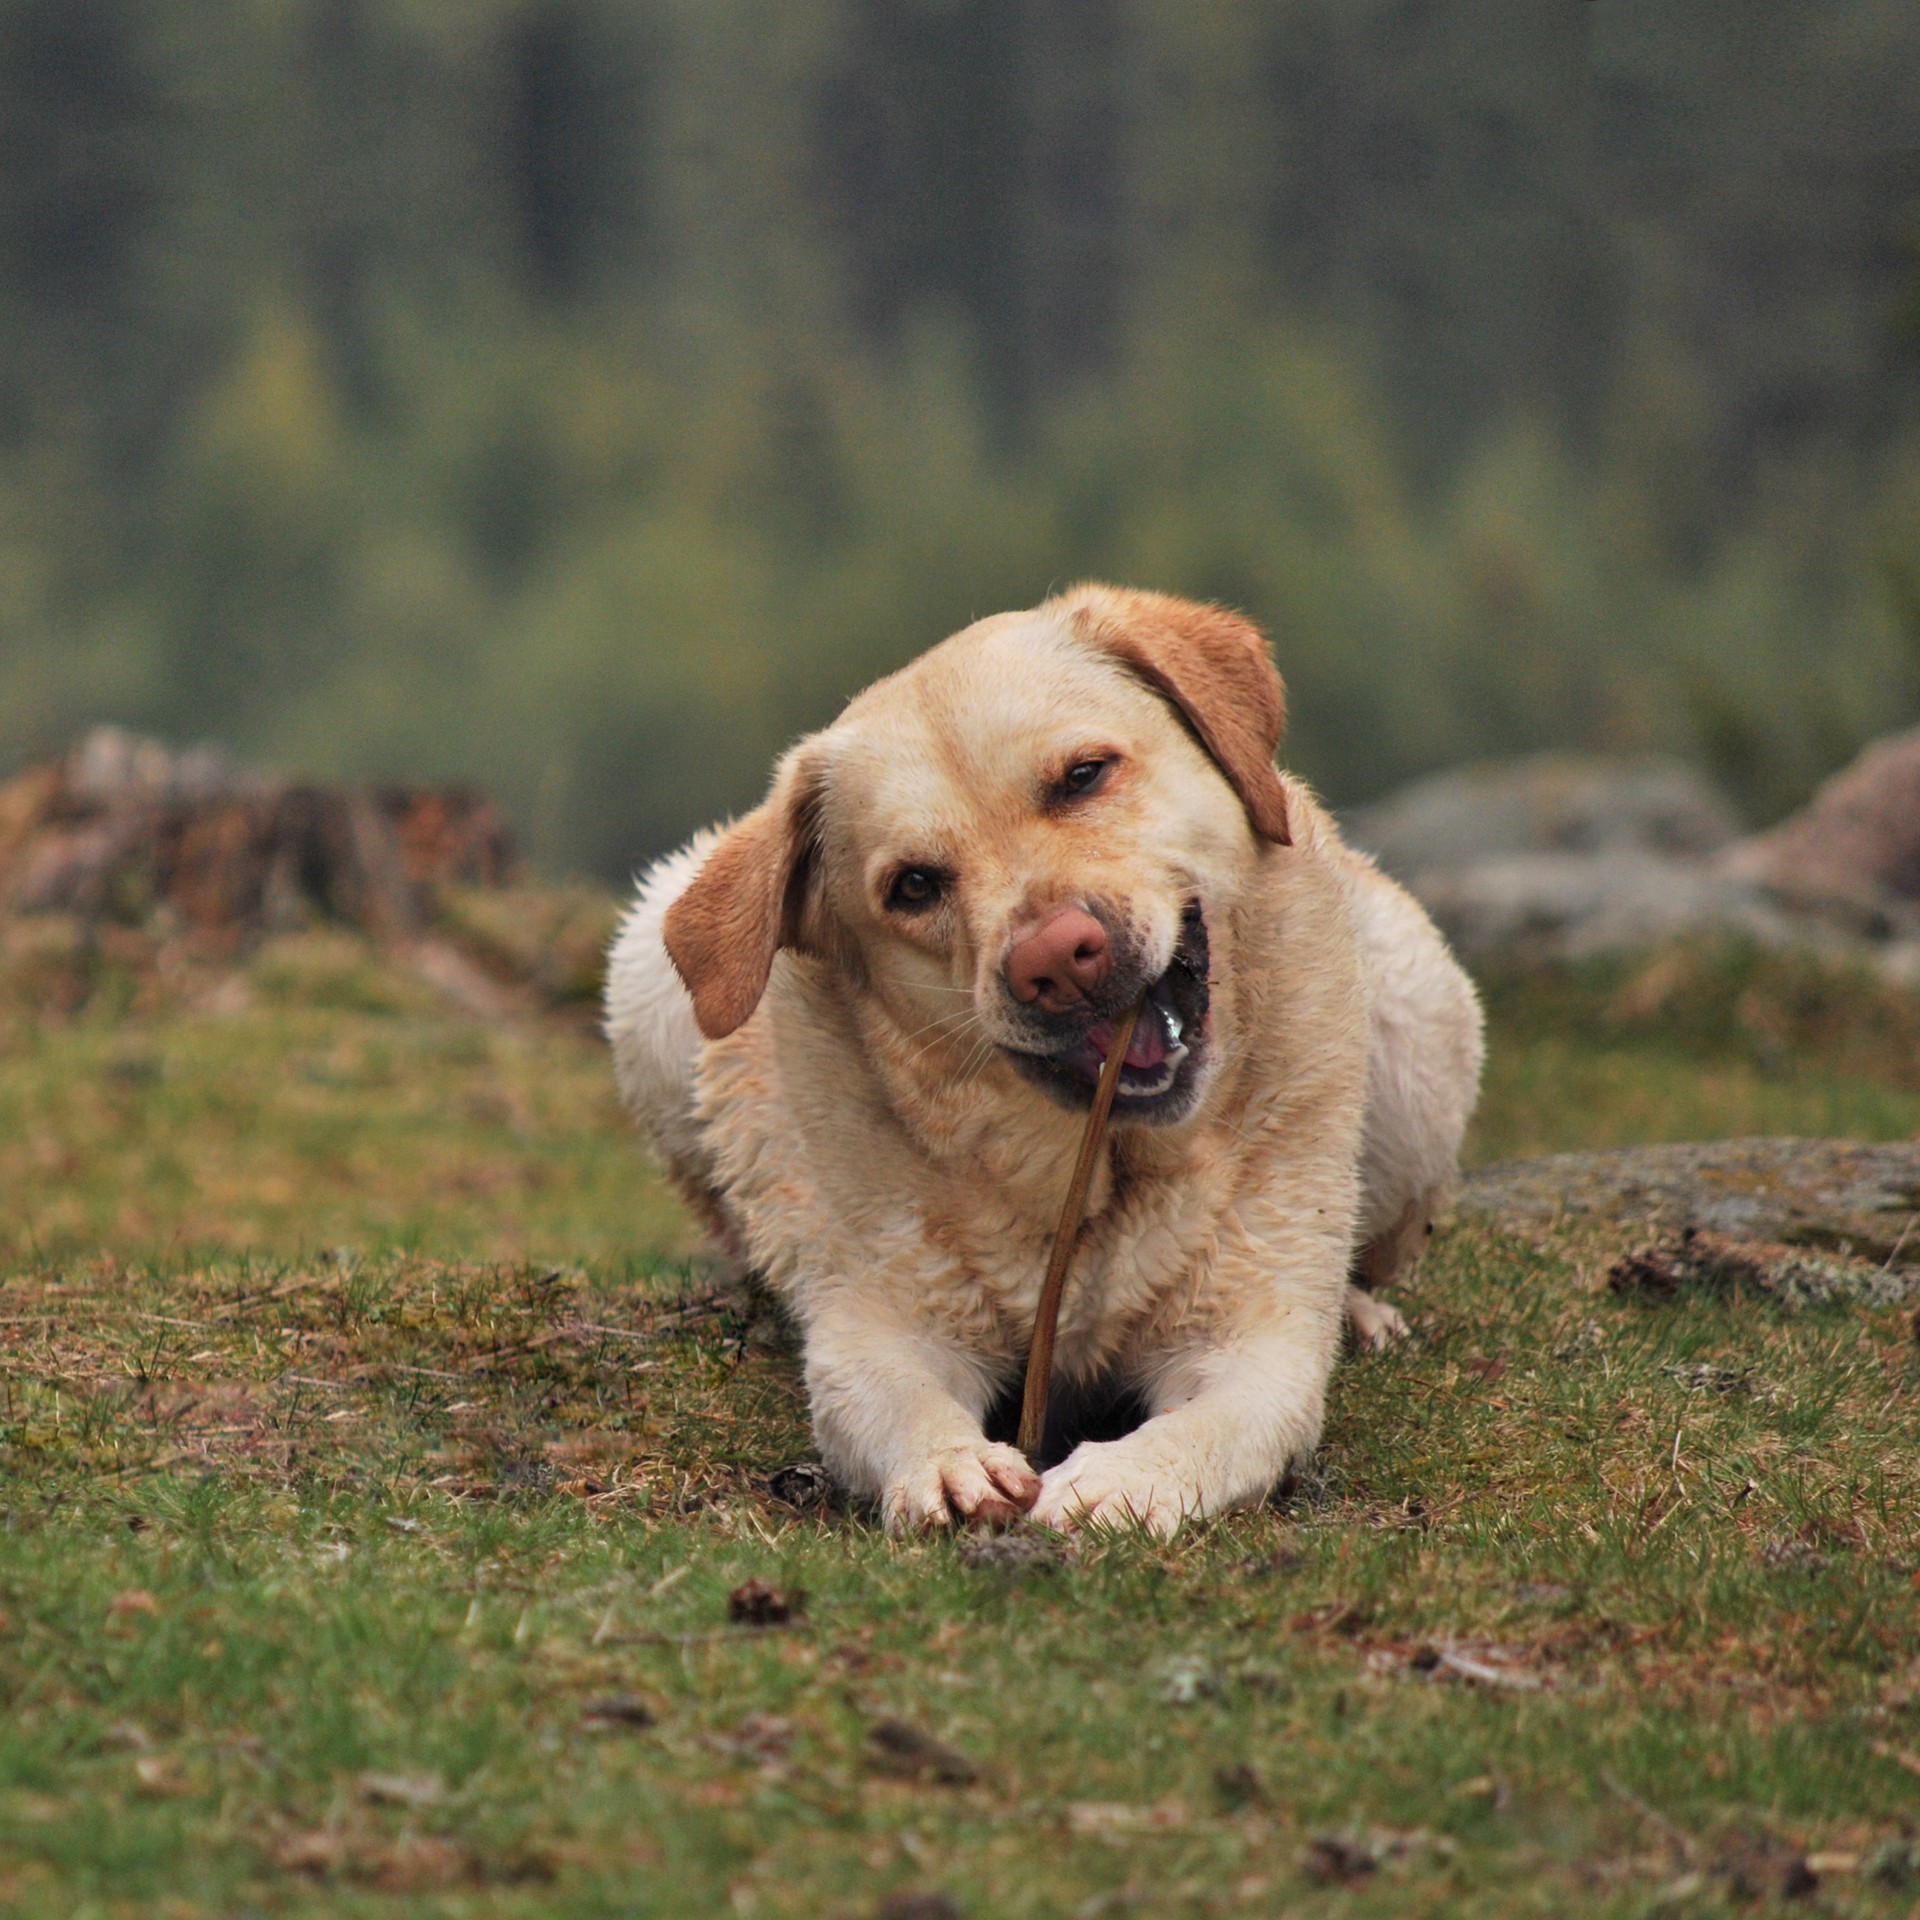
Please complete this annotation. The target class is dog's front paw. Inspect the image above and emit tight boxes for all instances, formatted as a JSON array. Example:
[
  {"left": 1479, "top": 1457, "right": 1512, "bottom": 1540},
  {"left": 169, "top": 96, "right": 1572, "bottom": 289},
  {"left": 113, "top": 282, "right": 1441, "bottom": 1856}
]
[
  {"left": 881, "top": 1441, "right": 1041, "bottom": 1535},
  {"left": 1345, "top": 1284, "right": 1410, "bottom": 1352},
  {"left": 1030, "top": 1439, "right": 1194, "bottom": 1540}
]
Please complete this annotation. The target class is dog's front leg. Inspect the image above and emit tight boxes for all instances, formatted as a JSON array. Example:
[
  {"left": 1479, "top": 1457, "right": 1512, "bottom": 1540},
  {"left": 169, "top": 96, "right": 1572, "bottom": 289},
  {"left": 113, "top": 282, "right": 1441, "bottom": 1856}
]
[
  {"left": 801, "top": 1296, "right": 1038, "bottom": 1534},
  {"left": 1028, "top": 1300, "right": 1341, "bottom": 1539}
]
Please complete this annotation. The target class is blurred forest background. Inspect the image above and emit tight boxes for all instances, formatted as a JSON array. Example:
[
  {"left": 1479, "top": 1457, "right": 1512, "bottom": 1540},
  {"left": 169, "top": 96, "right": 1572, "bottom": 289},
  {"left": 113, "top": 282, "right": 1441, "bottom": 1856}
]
[{"left": 3, "top": 0, "right": 1920, "bottom": 879}]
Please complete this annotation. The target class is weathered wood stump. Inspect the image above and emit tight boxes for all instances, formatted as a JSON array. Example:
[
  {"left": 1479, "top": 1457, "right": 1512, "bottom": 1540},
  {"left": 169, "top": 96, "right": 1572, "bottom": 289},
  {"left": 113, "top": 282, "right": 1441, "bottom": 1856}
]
[{"left": 0, "top": 727, "right": 516, "bottom": 952}]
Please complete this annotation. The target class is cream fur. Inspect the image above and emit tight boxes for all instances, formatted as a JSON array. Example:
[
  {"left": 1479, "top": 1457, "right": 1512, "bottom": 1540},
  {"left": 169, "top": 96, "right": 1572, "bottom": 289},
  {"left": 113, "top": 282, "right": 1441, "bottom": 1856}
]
[{"left": 605, "top": 595, "right": 1483, "bottom": 1535}]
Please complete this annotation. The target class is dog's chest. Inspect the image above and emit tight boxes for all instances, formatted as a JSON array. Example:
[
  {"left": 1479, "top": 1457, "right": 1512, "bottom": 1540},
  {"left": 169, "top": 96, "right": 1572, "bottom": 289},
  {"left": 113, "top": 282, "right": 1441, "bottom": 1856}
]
[{"left": 926, "top": 1164, "right": 1221, "bottom": 1374}]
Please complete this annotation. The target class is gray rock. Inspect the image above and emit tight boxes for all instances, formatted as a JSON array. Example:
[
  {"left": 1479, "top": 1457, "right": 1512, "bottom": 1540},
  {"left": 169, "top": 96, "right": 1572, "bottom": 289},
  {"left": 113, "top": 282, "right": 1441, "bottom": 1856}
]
[
  {"left": 1408, "top": 849, "right": 1790, "bottom": 959},
  {"left": 1346, "top": 753, "right": 1740, "bottom": 883},
  {"left": 1345, "top": 746, "right": 1920, "bottom": 970}
]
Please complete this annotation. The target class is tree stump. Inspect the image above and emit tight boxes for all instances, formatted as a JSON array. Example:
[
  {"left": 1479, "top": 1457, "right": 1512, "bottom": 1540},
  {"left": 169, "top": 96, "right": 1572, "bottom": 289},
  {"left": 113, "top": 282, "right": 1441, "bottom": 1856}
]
[{"left": 0, "top": 727, "right": 516, "bottom": 953}]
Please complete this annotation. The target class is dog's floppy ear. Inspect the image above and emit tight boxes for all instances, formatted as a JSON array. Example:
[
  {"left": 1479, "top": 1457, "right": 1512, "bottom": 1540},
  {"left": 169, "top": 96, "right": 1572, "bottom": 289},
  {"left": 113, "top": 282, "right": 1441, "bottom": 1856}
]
[
  {"left": 664, "top": 745, "right": 830, "bottom": 1041},
  {"left": 1061, "top": 585, "right": 1292, "bottom": 845}
]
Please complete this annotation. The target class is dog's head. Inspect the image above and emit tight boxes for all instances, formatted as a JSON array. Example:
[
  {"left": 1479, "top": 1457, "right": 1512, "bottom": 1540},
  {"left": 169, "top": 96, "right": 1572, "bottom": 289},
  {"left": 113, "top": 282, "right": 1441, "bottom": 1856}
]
[{"left": 663, "top": 585, "right": 1292, "bottom": 1126}]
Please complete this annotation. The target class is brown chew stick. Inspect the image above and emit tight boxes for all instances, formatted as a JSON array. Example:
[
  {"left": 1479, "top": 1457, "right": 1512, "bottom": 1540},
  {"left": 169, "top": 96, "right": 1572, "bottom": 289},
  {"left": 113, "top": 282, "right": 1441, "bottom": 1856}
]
[{"left": 1017, "top": 995, "right": 1145, "bottom": 1460}]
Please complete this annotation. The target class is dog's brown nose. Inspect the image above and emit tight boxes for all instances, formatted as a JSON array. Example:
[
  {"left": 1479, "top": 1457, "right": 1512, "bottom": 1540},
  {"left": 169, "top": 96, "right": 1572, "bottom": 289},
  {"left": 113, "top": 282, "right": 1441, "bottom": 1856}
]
[{"left": 1006, "top": 907, "right": 1110, "bottom": 1012}]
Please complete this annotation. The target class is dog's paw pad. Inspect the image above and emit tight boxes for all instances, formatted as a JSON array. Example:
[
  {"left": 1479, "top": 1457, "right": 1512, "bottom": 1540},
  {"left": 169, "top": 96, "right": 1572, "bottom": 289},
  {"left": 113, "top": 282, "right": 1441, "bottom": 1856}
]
[
  {"left": 1345, "top": 1288, "right": 1410, "bottom": 1351},
  {"left": 883, "top": 1442, "right": 1040, "bottom": 1535},
  {"left": 1030, "top": 1443, "right": 1189, "bottom": 1539}
]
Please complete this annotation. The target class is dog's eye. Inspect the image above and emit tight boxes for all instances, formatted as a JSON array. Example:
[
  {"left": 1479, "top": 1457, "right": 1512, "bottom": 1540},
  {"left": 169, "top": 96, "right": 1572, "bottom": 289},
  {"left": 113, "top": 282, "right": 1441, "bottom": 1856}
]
[
  {"left": 886, "top": 866, "right": 946, "bottom": 912},
  {"left": 1060, "top": 758, "right": 1109, "bottom": 798}
]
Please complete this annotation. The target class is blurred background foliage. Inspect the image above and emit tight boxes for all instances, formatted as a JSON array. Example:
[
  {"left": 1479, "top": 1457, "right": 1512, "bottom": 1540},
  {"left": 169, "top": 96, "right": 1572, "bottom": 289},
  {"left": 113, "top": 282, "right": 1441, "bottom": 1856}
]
[{"left": 2, "top": 0, "right": 1920, "bottom": 877}]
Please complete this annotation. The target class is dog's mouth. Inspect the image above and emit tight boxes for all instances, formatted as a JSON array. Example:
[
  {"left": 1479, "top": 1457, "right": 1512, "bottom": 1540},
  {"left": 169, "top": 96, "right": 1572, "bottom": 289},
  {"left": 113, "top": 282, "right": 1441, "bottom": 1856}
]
[{"left": 1004, "top": 901, "right": 1211, "bottom": 1123}]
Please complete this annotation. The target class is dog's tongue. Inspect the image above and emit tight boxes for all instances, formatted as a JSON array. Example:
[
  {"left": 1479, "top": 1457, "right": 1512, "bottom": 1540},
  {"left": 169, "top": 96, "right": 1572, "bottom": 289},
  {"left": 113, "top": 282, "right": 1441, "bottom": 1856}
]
[{"left": 1087, "top": 1009, "right": 1168, "bottom": 1074}]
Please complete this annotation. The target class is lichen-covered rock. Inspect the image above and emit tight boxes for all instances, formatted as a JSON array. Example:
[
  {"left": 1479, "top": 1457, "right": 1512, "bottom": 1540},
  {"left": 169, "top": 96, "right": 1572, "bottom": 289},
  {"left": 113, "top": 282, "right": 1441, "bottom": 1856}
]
[
  {"left": 1458, "top": 1137, "right": 1920, "bottom": 1274},
  {"left": 1608, "top": 1226, "right": 1918, "bottom": 1309}
]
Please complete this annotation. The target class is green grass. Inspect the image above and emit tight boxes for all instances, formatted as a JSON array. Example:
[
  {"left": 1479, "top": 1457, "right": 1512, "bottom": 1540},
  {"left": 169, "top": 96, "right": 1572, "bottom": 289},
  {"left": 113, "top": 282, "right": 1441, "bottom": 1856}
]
[
  {"left": 1469, "top": 941, "right": 1920, "bottom": 1163},
  {"left": 2, "top": 929, "right": 1918, "bottom": 1917},
  {"left": 0, "top": 928, "right": 684, "bottom": 1267}
]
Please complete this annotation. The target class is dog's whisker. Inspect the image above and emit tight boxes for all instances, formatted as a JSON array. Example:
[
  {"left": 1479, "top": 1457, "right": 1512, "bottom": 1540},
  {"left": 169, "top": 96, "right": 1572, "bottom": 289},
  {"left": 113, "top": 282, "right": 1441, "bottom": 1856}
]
[
  {"left": 952, "top": 1033, "right": 1002, "bottom": 1084},
  {"left": 868, "top": 972, "right": 977, "bottom": 998},
  {"left": 895, "top": 1023, "right": 993, "bottom": 1079},
  {"left": 894, "top": 1009, "right": 981, "bottom": 1056},
  {"left": 884, "top": 1003, "right": 981, "bottom": 1051},
  {"left": 892, "top": 1016, "right": 963, "bottom": 1053}
]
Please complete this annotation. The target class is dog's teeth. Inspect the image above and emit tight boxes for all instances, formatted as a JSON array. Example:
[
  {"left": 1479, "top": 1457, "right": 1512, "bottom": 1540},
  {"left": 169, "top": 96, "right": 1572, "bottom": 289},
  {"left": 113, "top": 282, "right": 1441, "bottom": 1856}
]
[{"left": 1121, "top": 1048, "right": 1183, "bottom": 1097}]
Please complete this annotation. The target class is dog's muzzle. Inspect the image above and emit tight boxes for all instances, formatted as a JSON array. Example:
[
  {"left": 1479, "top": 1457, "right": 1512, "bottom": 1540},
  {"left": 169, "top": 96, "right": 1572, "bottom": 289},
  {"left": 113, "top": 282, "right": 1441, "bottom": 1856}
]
[{"left": 1001, "top": 901, "right": 1211, "bottom": 1122}]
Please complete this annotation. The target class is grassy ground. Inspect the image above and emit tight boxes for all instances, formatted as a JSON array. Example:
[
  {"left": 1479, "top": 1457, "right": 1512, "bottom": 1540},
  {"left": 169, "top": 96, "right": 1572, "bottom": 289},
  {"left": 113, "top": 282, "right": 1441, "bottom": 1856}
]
[
  {"left": 0, "top": 927, "right": 681, "bottom": 1269},
  {"left": 2, "top": 928, "right": 1918, "bottom": 1917},
  {"left": 1469, "top": 942, "right": 1920, "bottom": 1163}
]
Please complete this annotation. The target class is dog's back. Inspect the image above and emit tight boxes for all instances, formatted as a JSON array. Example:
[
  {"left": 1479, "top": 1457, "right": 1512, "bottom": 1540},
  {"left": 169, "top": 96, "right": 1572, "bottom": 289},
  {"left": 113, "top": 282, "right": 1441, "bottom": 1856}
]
[{"left": 605, "top": 831, "right": 720, "bottom": 1207}]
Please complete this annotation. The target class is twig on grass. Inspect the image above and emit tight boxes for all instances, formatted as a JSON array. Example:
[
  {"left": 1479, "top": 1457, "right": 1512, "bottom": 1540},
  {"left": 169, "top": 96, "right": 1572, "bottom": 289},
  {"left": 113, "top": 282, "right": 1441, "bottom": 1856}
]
[
  {"left": 571, "top": 1322, "right": 660, "bottom": 1343},
  {"left": 1434, "top": 1646, "right": 1545, "bottom": 1691},
  {"left": 593, "top": 1626, "right": 793, "bottom": 1648},
  {"left": 1882, "top": 1213, "right": 1917, "bottom": 1272},
  {"left": 1599, "top": 1769, "right": 1701, "bottom": 1864},
  {"left": 739, "top": 1507, "right": 784, "bottom": 1550},
  {"left": 212, "top": 1274, "right": 337, "bottom": 1320}
]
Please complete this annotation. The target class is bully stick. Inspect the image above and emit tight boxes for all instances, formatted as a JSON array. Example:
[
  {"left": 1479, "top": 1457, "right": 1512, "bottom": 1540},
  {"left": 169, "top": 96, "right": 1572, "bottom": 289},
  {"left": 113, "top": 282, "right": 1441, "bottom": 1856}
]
[{"left": 1016, "top": 994, "right": 1145, "bottom": 1460}]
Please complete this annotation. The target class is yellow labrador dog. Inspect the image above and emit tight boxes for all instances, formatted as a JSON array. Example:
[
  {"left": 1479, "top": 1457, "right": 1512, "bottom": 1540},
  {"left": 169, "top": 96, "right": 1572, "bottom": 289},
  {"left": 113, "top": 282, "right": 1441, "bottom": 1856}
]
[{"left": 606, "top": 587, "right": 1482, "bottom": 1535}]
